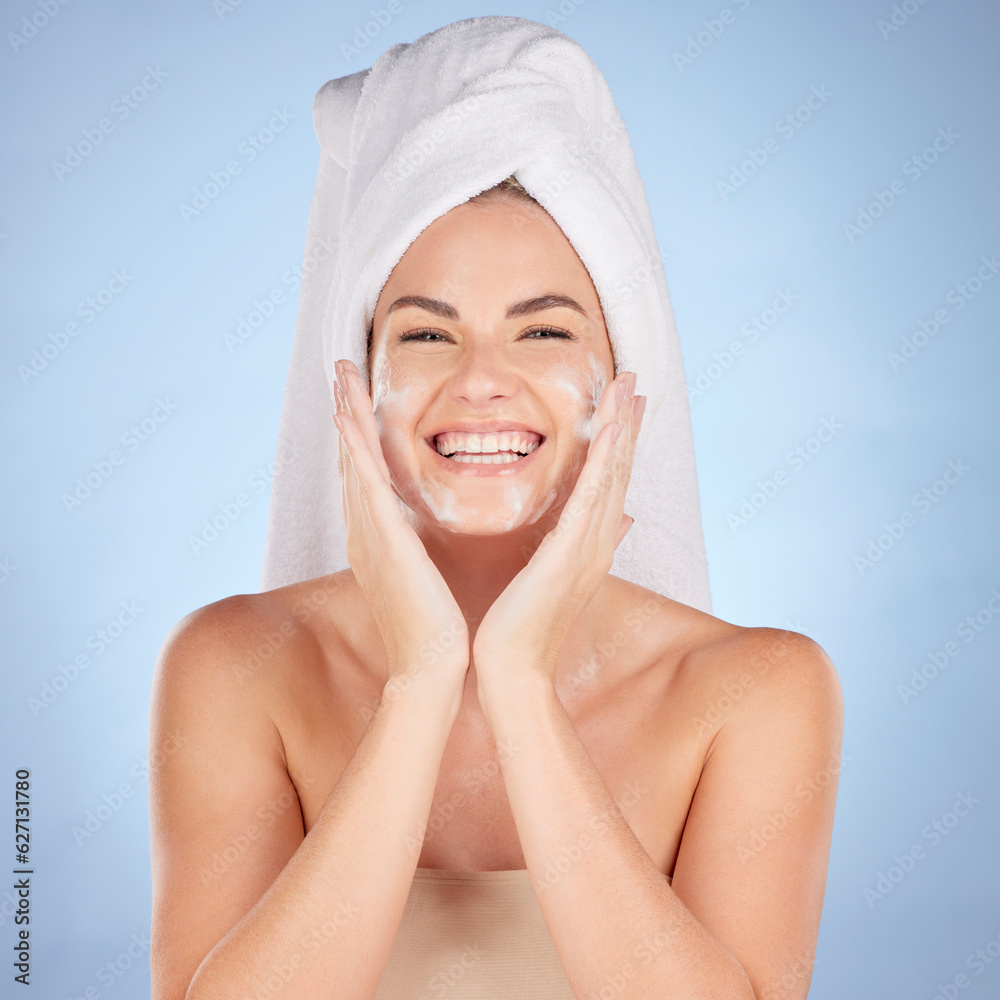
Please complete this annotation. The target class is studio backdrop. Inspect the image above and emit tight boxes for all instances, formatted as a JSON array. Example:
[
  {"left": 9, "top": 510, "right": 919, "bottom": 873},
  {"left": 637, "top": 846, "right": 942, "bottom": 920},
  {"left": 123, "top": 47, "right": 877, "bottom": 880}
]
[{"left": 1, "top": 2, "right": 998, "bottom": 998}]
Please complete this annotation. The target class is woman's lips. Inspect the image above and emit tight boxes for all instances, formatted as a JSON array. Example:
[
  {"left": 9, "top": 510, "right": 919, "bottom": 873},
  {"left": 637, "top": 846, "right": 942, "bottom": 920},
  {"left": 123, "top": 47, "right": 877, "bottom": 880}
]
[{"left": 424, "top": 436, "right": 546, "bottom": 476}]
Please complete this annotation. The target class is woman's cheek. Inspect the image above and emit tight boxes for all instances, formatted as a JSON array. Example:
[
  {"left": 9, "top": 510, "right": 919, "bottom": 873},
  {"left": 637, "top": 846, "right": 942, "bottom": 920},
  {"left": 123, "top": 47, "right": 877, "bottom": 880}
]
[
  {"left": 585, "top": 353, "right": 609, "bottom": 440},
  {"left": 536, "top": 356, "right": 606, "bottom": 442},
  {"left": 372, "top": 381, "right": 423, "bottom": 482}
]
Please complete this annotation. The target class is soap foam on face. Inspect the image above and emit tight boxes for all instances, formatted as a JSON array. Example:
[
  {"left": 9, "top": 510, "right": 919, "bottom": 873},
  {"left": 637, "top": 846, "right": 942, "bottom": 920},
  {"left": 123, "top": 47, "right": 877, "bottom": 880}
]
[
  {"left": 584, "top": 352, "right": 609, "bottom": 444},
  {"left": 370, "top": 352, "right": 391, "bottom": 412},
  {"left": 417, "top": 479, "right": 461, "bottom": 526},
  {"left": 371, "top": 349, "right": 610, "bottom": 533},
  {"left": 537, "top": 355, "right": 607, "bottom": 442},
  {"left": 500, "top": 480, "right": 534, "bottom": 531},
  {"left": 372, "top": 375, "right": 417, "bottom": 459}
]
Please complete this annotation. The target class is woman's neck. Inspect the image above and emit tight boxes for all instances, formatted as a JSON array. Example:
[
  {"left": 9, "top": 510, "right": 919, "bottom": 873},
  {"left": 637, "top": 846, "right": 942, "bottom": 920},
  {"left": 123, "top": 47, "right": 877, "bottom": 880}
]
[{"left": 417, "top": 516, "right": 558, "bottom": 643}]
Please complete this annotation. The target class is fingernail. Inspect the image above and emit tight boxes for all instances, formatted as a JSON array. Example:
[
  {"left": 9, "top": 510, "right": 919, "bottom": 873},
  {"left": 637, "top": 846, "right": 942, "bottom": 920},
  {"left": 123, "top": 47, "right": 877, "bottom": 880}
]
[
  {"left": 611, "top": 422, "right": 624, "bottom": 443},
  {"left": 634, "top": 395, "right": 647, "bottom": 422},
  {"left": 625, "top": 372, "right": 636, "bottom": 397},
  {"left": 615, "top": 380, "right": 627, "bottom": 407}
]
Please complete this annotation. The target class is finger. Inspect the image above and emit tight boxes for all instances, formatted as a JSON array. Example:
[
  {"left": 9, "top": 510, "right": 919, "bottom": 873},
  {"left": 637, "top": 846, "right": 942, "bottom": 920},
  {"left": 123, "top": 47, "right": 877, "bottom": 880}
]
[
  {"left": 545, "top": 416, "right": 621, "bottom": 559},
  {"left": 334, "top": 376, "right": 382, "bottom": 539},
  {"left": 597, "top": 388, "right": 642, "bottom": 551},
  {"left": 335, "top": 406, "right": 407, "bottom": 531},
  {"left": 334, "top": 364, "right": 388, "bottom": 540},
  {"left": 594, "top": 412, "right": 631, "bottom": 550},
  {"left": 538, "top": 375, "right": 636, "bottom": 564},
  {"left": 611, "top": 388, "right": 640, "bottom": 496},
  {"left": 333, "top": 404, "right": 367, "bottom": 559},
  {"left": 586, "top": 371, "right": 630, "bottom": 458},
  {"left": 587, "top": 385, "right": 641, "bottom": 555},
  {"left": 633, "top": 393, "right": 647, "bottom": 429},
  {"left": 621, "top": 392, "right": 646, "bottom": 488},
  {"left": 338, "top": 360, "right": 392, "bottom": 483},
  {"left": 614, "top": 514, "right": 634, "bottom": 548},
  {"left": 333, "top": 382, "right": 350, "bottom": 517}
]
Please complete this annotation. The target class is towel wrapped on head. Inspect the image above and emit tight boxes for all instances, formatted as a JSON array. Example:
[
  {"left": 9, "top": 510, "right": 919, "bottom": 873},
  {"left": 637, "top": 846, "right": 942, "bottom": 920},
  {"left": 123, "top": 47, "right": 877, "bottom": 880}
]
[{"left": 260, "top": 14, "right": 711, "bottom": 612}]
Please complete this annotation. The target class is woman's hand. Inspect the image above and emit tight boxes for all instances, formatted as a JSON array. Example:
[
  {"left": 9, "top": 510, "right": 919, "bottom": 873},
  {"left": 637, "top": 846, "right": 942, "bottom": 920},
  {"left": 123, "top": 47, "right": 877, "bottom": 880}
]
[
  {"left": 332, "top": 359, "right": 470, "bottom": 702},
  {"left": 472, "top": 371, "right": 645, "bottom": 695}
]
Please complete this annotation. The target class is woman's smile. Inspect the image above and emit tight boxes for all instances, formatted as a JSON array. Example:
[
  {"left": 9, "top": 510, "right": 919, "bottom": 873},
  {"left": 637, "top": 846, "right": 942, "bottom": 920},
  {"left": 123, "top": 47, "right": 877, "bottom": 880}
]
[
  {"left": 425, "top": 432, "right": 547, "bottom": 476},
  {"left": 367, "top": 193, "right": 615, "bottom": 531}
]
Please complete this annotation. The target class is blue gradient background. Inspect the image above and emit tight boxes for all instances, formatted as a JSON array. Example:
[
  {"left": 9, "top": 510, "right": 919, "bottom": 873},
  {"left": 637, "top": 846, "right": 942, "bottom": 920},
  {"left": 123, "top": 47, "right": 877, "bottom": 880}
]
[{"left": 2, "top": 1, "right": 998, "bottom": 997}]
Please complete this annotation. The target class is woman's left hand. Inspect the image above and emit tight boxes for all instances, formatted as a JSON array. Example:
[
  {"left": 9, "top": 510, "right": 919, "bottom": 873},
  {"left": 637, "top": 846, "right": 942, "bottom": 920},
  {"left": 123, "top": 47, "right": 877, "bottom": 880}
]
[{"left": 472, "top": 371, "right": 646, "bottom": 698}]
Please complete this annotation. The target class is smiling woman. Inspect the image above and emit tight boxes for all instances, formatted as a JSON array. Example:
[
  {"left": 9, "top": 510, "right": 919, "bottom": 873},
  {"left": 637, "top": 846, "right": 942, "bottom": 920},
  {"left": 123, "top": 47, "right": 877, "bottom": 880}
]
[
  {"left": 147, "top": 15, "right": 842, "bottom": 1000},
  {"left": 365, "top": 184, "right": 615, "bottom": 541}
]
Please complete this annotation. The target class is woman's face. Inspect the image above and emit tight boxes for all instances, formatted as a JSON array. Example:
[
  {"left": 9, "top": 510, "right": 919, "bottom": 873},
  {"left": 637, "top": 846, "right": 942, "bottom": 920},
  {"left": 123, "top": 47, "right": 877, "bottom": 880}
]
[{"left": 368, "top": 196, "right": 615, "bottom": 535}]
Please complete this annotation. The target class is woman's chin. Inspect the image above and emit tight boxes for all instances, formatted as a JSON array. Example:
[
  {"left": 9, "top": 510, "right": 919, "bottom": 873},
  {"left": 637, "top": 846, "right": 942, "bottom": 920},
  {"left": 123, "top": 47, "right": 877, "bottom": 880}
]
[
  {"left": 425, "top": 512, "right": 540, "bottom": 536},
  {"left": 395, "top": 476, "right": 562, "bottom": 538},
  {"left": 410, "top": 503, "right": 555, "bottom": 539}
]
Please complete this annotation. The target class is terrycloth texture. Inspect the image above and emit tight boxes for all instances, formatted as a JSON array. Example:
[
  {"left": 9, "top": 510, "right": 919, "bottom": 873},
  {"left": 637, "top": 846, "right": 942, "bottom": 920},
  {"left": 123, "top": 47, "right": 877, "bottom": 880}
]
[{"left": 260, "top": 15, "right": 711, "bottom": 612}]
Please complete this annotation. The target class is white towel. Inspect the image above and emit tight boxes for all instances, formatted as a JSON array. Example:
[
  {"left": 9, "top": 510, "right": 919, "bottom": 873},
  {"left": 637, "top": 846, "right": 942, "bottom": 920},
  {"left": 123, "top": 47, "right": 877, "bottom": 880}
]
[{"left": 260, "top": 15, "right": 711, "bottom": 613}]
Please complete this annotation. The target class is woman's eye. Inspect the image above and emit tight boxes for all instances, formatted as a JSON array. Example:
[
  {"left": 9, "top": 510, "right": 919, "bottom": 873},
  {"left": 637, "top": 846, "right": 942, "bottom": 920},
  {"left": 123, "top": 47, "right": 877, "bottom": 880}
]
[
  {"left": 398, "top": 330, "right": 446, "bottom": 342},
  {"left": 523, "top": 326, "right": 573, "bottom": 340},
  {"left": 398, "top": 326, "right": 575, "bottom": 343}
]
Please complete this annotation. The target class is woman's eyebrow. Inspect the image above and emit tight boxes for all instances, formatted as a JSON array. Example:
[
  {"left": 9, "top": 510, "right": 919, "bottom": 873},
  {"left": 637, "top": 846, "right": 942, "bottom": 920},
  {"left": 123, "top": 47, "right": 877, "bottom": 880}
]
[
  {"left": 507, "top": 294, "right": 587, "bottom": 318},
  {"left": 386, "top": 293, "right": 588, "bottom": 319},
  {"left": 387, "top": 295, "right": 459, "bottom": 319}
]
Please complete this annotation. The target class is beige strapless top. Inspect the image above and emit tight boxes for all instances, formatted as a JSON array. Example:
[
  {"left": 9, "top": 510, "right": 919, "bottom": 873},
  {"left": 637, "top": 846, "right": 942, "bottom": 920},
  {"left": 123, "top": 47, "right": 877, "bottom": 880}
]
[{"left": 373, "top": 866, "right": 672, "bottom": 999}]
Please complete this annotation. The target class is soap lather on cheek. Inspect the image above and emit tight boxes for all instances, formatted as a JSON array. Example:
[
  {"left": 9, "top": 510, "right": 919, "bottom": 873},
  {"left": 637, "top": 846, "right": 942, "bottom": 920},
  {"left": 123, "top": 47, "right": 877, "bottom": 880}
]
[
  {"left": 369, "top": 352, "right": 392, "bottom": 414},
  {"left": 500, "top": 480, "right": 533, "bottom": 531},
  {"left": 369, "top": 369, "right": 422, "bottom": 518},
  {"left": 371, "top": 371, "right": 416, "bottom": 439},
  {"left": 582, "top": 354, "right": 609, "bottom": 443},
  {"left": 417, "top": 480, "right": 461, "bottom": 526},
  {"left": 537, "top": 358, "right": 606, "bottom": 442}
]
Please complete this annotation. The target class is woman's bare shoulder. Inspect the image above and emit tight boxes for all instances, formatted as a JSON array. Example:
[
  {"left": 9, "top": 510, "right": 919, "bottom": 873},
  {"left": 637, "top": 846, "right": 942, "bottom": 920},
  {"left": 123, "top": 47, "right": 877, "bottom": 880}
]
[
  {"left": 673, "top": 621, "right": 839, "bottom": 754},
  {"left": 611, "top": 578, "right": 839, "bottom": 726},
  {"left": 153, "top": 571, "right": 359, "bottom": 698}
]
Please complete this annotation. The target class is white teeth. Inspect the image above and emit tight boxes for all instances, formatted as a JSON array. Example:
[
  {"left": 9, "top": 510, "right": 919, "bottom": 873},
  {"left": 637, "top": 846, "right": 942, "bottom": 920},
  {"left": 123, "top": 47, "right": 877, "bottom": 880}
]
[
  {"left": 446, "top": 452, "right": 524, "bottom": 464},
  {"left": 434, "top": 431, "right": 542, "bottom": 458}
]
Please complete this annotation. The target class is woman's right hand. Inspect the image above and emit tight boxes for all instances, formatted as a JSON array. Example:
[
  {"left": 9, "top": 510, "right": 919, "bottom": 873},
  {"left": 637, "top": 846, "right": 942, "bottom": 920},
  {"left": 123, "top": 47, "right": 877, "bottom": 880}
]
[{"left": 333, "top": 358, "right": 470, "bottom": 704}]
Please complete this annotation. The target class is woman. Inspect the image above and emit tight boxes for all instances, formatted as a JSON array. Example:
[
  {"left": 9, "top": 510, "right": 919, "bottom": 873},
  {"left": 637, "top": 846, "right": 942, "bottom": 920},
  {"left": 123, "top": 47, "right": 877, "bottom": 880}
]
[{"left": 148, "top": 17, "right": 842, "bottom": 1000}]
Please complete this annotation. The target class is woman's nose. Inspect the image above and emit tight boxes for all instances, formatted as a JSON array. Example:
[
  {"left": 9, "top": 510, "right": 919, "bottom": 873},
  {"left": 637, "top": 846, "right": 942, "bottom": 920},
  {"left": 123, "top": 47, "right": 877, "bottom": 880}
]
[{"left": 446, "top": 343, "right": 521, "bottom": 406}]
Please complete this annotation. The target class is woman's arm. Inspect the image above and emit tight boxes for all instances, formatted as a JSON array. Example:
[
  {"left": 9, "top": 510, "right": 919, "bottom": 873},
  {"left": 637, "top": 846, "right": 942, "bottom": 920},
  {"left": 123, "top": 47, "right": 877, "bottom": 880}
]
[
  {"left": 476, "top": 628, "right": 843, "bottom": 1000},
  {"left": 149, "top": 598, "right": 464, "bottom": 1000}
]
